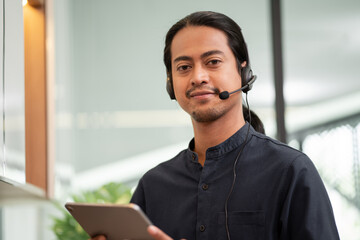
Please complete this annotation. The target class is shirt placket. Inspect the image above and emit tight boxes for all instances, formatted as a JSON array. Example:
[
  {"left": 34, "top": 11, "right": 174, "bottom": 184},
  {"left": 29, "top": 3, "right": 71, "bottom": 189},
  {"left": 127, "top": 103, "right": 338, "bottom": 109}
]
[{"left": 195, "top": 153, "right": 217, "bottom": 240}]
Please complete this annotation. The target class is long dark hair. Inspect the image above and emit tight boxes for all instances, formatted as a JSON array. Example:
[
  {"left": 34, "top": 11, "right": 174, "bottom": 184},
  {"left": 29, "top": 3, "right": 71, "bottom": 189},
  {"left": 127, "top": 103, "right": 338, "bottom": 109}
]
[
  {"left": 243, "top": 105, "right": 265, "bottom": 134},
  {"left": 164, "top": 11, "right": 249, "bottom": 85}
]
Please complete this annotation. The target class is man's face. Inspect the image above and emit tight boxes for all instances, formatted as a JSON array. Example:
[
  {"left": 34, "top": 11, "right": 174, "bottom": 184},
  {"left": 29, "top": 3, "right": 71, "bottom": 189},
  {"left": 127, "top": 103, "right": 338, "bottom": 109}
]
[{"left": 170, "top": 26, "right": 243, "bottom": 122}]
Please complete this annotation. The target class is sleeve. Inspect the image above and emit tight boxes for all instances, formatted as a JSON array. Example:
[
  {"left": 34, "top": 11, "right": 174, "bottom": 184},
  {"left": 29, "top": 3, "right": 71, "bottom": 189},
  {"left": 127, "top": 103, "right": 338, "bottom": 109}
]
[
  {"left": 279, "top": 154, "right": 340, "bottom": 240},
  {"left": 130, "top": 178, "right": 147, "bottom": 213}
]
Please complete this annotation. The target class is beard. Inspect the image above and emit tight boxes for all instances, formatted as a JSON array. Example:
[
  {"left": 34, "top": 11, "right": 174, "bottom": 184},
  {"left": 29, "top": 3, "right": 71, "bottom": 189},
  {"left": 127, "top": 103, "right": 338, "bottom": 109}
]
[
  {"left": 183, "top": 86, "right": 239, "bottom": 123},
  {"left": 190, "top": 104, "right": 228, "bottom": 122}
]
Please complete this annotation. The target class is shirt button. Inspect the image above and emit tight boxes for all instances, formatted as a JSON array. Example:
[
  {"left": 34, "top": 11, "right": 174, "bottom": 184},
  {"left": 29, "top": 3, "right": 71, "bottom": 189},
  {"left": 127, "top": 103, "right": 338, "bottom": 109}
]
[
  {"left": 202, "top": 184, "right": 209, "bottom": 190},
  {"left": 199, "top": 225, "right": 206, "bottom": 232}
]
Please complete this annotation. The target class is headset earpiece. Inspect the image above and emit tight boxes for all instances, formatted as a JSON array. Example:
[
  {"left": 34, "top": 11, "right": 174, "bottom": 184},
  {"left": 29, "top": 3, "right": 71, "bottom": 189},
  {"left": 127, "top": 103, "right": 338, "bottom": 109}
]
[{"left": 240, "top": 64, "right": 254, "bottom": 93}]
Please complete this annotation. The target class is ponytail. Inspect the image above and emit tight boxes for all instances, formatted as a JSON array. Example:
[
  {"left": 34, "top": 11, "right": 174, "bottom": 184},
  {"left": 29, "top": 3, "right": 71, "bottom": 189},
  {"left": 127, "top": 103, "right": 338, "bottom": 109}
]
[{"left": 243, "top": 105, "right": 265, "bottom": 134}]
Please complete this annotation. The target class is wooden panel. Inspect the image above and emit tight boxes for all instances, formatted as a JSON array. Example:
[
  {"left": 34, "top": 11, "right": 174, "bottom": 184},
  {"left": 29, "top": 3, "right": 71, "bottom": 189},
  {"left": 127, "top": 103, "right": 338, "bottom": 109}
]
[{"left": 23, "top": 3, "right": 49, "bottom": 196}]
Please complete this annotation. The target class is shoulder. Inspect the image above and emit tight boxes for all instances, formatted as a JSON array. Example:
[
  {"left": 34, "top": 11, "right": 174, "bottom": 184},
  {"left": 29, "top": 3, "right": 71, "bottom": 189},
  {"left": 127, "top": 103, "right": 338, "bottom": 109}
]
[
  {"left": 249, "top": 133, "right": 324, "bottom": 191},
  {"left": 253, "top": 131, "right": 303, "bottom": 157},
  {"left": 131, "top": 149, "right": 188, "bottom": 205},
  {"left": 252, "top": 130, "right": 306, "bottom": 157},
  {"left": 247, "top": 130, "right": 316, "bottom": 175},
  {"left": 141, "top": 149, "right": 189, "bottom": 181}
]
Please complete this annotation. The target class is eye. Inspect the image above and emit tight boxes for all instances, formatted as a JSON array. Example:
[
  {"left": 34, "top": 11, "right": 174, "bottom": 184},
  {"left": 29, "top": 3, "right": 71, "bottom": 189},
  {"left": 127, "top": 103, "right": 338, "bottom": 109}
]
[
  {"left": 207, "top": 59, "right": 222, "bottom": 66},
  {"left": 177, "top": 64, "right": 192, "bottom": 72}
]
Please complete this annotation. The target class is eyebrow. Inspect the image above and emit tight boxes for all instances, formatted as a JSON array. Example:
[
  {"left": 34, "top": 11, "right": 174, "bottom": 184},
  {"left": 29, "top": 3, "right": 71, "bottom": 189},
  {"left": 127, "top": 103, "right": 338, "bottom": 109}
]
[
  {"left": 173, "top": 50, "right": 225, "bottom": 64},
  {"left": 201, "top": 50, "right": 225, "bottom": 59},
  {"left": 173, "top": 55, "right": 192, "bottom": 64}
]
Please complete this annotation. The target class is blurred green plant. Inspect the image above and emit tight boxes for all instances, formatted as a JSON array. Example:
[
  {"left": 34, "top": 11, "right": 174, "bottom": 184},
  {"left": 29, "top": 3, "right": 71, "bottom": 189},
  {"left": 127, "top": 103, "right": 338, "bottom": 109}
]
[{"left": 51, "top": 182, "right": 132, "bottom": 240}]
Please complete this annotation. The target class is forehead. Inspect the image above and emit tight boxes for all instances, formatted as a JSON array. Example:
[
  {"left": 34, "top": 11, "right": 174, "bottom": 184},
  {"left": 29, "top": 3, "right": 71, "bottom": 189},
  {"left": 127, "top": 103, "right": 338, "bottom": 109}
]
[{"left": 171, "top": 26, "right": 232, "bottom": 61}]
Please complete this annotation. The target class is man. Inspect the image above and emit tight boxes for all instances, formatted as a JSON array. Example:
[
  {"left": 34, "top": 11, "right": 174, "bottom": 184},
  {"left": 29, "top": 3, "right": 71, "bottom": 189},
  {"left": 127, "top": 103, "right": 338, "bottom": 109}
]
[{"left": 93, "top": 11, "right": 339, "bottom": 240}]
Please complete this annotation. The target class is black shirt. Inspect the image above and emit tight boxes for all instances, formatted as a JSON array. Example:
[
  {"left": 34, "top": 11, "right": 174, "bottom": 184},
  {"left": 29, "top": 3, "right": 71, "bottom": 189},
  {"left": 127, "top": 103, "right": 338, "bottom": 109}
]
[{"left": 131, "top": 123, "right": 340, "bottom": 240}]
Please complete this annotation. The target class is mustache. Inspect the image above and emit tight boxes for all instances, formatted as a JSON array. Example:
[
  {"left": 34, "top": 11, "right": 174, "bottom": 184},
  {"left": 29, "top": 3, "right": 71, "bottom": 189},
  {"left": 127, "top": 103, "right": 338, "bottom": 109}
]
[{"left": 186, "top": 86, "right": 220, "bottom": 98}]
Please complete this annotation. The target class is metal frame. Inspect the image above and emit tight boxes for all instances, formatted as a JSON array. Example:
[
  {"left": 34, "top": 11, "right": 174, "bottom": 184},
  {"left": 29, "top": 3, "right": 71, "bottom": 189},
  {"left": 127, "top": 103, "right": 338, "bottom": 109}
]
[{"left": 270, "top": 0, "right": 287, "bottom": 143}]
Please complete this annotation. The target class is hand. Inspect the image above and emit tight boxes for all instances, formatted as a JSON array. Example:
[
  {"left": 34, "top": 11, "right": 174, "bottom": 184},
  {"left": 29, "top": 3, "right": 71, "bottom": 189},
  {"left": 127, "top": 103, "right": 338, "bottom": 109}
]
[
  {"left": 147, "top": 225, "right": 187, "bottom": 240},
  {"left": 147, "top": 225, "right": 173, "bottom": 240},
  {"left": 88, "top": 235, "right": 106, "bottom": 240}
]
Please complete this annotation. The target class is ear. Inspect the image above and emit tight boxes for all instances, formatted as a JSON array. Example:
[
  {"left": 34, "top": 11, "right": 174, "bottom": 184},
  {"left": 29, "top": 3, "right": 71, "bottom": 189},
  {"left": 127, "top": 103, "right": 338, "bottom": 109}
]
[
  {"left": 241, "top": 61, "right": 247, "bottom": 68},
  {"left": 166, "top": 73, "right": 176, "bottom": 100}
]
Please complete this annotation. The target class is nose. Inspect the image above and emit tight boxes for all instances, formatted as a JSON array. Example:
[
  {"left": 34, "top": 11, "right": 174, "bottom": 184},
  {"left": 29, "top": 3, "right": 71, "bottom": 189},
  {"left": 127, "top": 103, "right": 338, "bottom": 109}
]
[{"left": 191, "top": 65, "right": 209, "bottom": 86}]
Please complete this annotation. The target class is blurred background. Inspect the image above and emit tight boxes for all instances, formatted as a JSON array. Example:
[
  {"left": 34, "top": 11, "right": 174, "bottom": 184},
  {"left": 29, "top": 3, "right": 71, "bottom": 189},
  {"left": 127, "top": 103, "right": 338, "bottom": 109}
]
[{"left": 1, "top": 0, "right": 359, "bottom": 239}]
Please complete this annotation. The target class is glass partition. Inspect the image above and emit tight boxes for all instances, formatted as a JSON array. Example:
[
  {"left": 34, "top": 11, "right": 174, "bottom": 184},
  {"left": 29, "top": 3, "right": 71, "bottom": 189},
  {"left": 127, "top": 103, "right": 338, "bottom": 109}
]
[
  {"left": 0, "top": 0, "right": 25, "bottom": 183},
  {"left": 52, "top": 0, "right": 272, "bottom": 197},
  {"left": 283, "top": 0, "right": 360, "bottom": 238}
]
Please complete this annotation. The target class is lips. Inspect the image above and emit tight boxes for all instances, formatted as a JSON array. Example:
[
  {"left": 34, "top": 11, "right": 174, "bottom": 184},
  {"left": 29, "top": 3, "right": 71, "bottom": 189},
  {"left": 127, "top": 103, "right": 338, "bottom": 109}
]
[
  {"left": 186, "top": 87, "right": 220, "bottom": 98},
  {"left": 189, "top": 90, "right": 216, "bottom": 97}
]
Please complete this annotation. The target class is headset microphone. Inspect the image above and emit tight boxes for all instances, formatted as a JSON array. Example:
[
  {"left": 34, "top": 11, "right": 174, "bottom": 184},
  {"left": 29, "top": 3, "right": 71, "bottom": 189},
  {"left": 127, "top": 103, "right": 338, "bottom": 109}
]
[
  {"left": 219, "top": 75, "right": 257, "bottom": 100},
  {"left": 219, "top": 88, "right": 242, "bottom": 100}
]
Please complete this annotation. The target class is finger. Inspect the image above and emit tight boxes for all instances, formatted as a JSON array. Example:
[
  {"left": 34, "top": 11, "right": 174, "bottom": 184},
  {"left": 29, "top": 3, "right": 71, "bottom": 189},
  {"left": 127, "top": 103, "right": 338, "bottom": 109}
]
[
  {"left": 147, "top": 225, "right": 173, "bottom": 240},
  {"left": 89, "top": 235, "right": 107, "bottom": 240}
]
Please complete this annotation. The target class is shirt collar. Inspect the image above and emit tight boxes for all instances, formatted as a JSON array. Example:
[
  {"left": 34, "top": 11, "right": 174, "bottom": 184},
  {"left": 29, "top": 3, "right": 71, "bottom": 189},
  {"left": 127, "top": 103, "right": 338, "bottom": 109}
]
[{"left": 187, "top": 122, "right": 253, "bottom": 161}]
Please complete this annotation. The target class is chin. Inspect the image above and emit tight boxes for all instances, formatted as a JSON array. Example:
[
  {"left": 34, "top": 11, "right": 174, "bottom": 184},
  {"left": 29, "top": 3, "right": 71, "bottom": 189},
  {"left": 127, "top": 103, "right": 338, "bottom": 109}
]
[{"left": 191, "top": 109, "right": 226, "bottom": 123}]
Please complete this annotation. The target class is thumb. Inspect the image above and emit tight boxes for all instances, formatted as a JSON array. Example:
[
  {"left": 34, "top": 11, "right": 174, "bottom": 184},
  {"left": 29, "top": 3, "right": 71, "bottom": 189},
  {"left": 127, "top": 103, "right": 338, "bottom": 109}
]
[{"left": 147, "top": 225, "right": 173, "bottom": 240}]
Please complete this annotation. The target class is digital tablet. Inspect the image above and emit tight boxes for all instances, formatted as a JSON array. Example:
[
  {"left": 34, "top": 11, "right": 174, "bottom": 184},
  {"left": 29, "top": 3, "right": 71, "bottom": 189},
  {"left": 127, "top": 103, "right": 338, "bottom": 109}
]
[{"left": 65, "top": 202, "right": 152, "bottom": 240}]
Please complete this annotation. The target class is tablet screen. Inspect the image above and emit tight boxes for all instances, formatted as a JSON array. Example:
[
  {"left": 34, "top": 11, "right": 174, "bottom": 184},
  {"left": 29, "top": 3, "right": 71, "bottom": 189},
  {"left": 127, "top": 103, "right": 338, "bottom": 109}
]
[{"left": 65, "top": 202, "right": 152, "bottom": 240}]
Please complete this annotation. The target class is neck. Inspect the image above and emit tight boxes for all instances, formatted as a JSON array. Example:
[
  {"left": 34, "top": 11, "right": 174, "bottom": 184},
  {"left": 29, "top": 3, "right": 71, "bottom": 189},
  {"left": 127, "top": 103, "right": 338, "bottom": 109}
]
[{"left": 192, "top": 106, "right": 245, "bottom": 166}]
